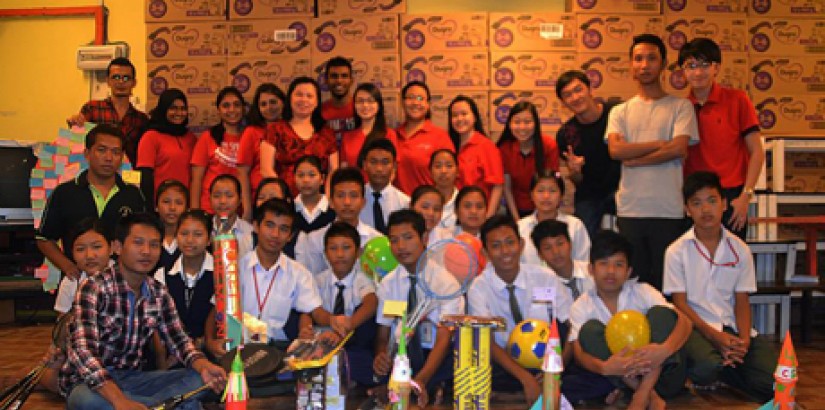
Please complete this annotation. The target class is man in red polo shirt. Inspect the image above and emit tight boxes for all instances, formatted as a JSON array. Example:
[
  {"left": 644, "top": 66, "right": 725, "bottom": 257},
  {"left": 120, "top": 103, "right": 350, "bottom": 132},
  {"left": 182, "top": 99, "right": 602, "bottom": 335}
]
[
  {"left": 321, "top": 57, "right": 357, "bottom": 148},
  {"left": 679, "top": 38, "right": 765, "bottom": 239}
]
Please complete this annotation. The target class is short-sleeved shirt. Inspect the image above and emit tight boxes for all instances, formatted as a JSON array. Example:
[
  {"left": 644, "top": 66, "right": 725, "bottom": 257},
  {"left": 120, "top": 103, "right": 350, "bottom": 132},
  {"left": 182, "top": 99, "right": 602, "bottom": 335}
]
[
  {"left": 360, "top": 184, "right": 410, "bottom": 229},
  {"left": 375, "top": 262, "right": 464, "bottom": 327},
  {"left": 340, "top": 128, "right": 400, "bottom": 168},
  {"left": 499, "top": 134, "right": 560, "bottom": 212},
  {"left": 685, "top": 83, "right": 760, "bottom": 188},
  {"left": 316, "top": 267, "right": 376, "bottom": 316},
  {"left": 239, "top": 251, "right": 322, "bottom": 341},
  {"left": 394, "top": 121, "right": 453, "bottom": 195},
  {"left": 569, "top": 279, "right": 670, "bottom": 342},
  {"left": 556, "top": 101, "right": 620, "bottom": 203},
  {"left": 295, "top": 220, "right": 383, "bottom": 276},
  {"left": 80, "top": 98, "right": 149, "bottom": 165},
  {"left": 457, "top": 131, "right": 505, "bottom": 199},
  {"left": 136, "top": 130, "right": 197, "bottom": 197},
  {"left": 322, "top": 99, "right": 357, "bottom": 141},
  {"left": 190, "top": 131, "right": 241, "bottom": 213},
  {"left": 237, "top": 125, "right": 267, "bottom": 194},
  {"left": 606, "top": 95, "right": 699, "bottom": 218},
  {"left": 663, "top": 227, "right": 757, "bottom": 335},
  {"left": 468, "top": 263, "right": 574, "bottom": 347},
  {"left": 557, "top": 260, "right": 596, "bottom": 302},
  {"left": 266, "top": 120, "right": 337, "bottom": 196},
  {"left": 518, "top": 212, "right": 590, "bottom": 265}
]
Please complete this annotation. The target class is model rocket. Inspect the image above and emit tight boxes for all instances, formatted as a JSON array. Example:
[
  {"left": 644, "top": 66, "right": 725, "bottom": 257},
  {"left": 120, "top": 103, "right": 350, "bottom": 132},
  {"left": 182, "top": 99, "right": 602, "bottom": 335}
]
[
  {"left": 223, "top": 349, "right": 249, "bottom": 410},
  {"left": 389, "top": 312, "right": 413, "bottom": 410},
  {"left": 542, "top": 318, "right": 563, "bottom": 410},
  {"left": 214, "top": 215, "right": 243, "bottom": 350},
  {"left": 756, "top": 330, "right": 798, "bottom": 410}
]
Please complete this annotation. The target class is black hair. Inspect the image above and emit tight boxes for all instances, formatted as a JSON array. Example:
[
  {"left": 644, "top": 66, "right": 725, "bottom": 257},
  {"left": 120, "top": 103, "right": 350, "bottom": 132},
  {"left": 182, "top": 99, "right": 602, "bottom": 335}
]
[
  {"left": 387, "top": 209, "right": 426, "bottom": 239},
  {"left": 496, "top": 101, "right": 545, "bottom": 175},
  {"left": 530, "top": 219, "right": 571, "bottom": 251},
  {"left": 455, "top": 185, "right": 488, "bottom": 209},
  {"left": 293, "top": 154, "right": 325, "bottom": 175},
  {"left": 209, "top": 173, "right": 242, "bottom": 196},
  {"left": 324, "top": 56, "right": 353, "bottom": 78},
  {"left": 155, "top": 179, "right": 189, "bottom": 208},
  {"left": 630, "top": 34, "right": 667, "bottom": 62},
  {"left": 401, "top": 81, "right": 432, "bottom": 120},
  {"left": 330, "top": 167, "right": 366, "bottom": 197},
  {"left": 428, "top": 148, "right": 457, "bottom": 169},
  {"left": 678, "top": 37, "right": 722, "bottom": 66},
  {"left": 480, "top": 214, "right": 520, "bottom": 249},
  {"left": 531, "top": 169, "right": 566, "bottom": 196},
  {"left": 358, "top": 136, "right": 397, "bottom": 168},
  {"left": 147, "top": 88, "right": 189, "bottom": 136},
  {"left": 447, "top": 95, "right": 487, "bottom": 153},
  {"left": 555, "top": 70, "right": 591, "bottom": 100},
  {"left": 353, "top": 82, "right": 389, "bottom": 151},
  {"left": 282, "top": 76, "right": 327, "bottom": 133},
  {"left": 107, "top": 57, "right": 136, "bottom": 77},
  {"left": 590, "top": 230, "right": 634, "bottom": 268},
  {"left": 411, "top": 185, "right": 445, "bottom": 208},
  {"left": 67, "top": 217, "right": 110, "bottom": 263},
  {"left": 255, "top": 177, "right": 293, "bottom": 205},
  {"left": 210, "top": 86, "right": 246, "bottom": 146},
  {"left": 114, "top": 212, "right": 163, "bottom": 244},
  {"left": 177, "top": 209, "right": 213, "bottom": 235},
  {"left": 324, "top": 221, "right": 361, "bottom": 249},
  {"left": 253, "top": 197, "right": 297, "bottom": 232},
  {"left": 85, "top": 124, "right": 125, "bottom": 150},
  {"left": 246, "top": 83, "right": 286, "bottom": 127},
  {"left": 683, "top": 171, "right": 724, "bottom": 203}
]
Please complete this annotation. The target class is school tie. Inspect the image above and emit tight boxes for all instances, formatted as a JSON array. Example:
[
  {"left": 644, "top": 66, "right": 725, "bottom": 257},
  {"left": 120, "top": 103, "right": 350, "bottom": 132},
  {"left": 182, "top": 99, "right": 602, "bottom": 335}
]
[
  {"left": 406, "top": 274, "right": 425, "bottom": 365},
  {"left": 565, "top": 278, "right": 581, "bottom": 300},
  {"left": 333, "top": 283, "right": 346, "bottom": 315},
  {"left": 506, "top": 284, "right": 523, "bottom": 325},
  {"left": 407, "top": 275, "right": 418, "bottom": 315},
  {"left": 373, "top": 191, "right": 386, "bottom": 234}
]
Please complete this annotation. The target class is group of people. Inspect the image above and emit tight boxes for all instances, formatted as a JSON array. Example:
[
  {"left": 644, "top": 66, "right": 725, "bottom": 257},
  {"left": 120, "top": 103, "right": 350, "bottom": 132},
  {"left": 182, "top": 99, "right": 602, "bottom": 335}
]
[{"left": 34, "top": 33, "right": 774, "bottom": 409}]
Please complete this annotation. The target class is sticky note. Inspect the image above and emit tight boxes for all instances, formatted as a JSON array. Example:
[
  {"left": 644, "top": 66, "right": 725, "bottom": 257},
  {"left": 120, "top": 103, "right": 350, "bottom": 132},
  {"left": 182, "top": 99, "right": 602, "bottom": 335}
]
[
  {"left": 30, "top": 179, "right": 43, "bottom": 188},
  {"left": 40, "top": 158, "right": 54, "bottom": 168},
  {"left": 69, "top": 154, "right": 85, "bottom": 163},
  {"left": 31, "top": 188, "right": 46, "bottom": 200},
  {"left": 44, "top": 179, "right": 57, "bottom": 189},
  {"left": 31, "top": 169, "right": 45, "bottom": 178},
  {"left": 55, "top": 163, "right": 65, "bottom": 174},
  {"left": 121, "top": 170, "right": 141, "bottom": 186},
  {"left": 43, "top": 145, "right": 57, "bottom": 154},
  {"left": 56, "top": 146, "right": 70, "bottom": 155},
  {"left": 55, "top": 137, "right": 70, "bottom": 146},
  {"left": 44, "top": 170, "right": 57, "bottom": 179},
  {"left": 70, "top": 143, "right": 84, "bottom": 154},
  {"left": 383, "top": 300, "right": 407, "bottom": 317},
  {"left": 58, "top": 129, "right": 73, "bottom": 139},
  {"left": 32, "top": 199, "right": 45, "bottom": 209},
  {"left": 55, "top": 156, "right": 68, "bottom": 165}
]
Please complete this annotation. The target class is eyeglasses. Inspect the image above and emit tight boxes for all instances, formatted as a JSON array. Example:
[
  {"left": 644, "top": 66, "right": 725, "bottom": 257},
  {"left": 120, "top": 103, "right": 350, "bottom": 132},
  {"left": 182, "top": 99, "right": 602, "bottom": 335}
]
[
  {"left": 404, "top": 95, "right": 426, "bottom": 102},
  {"left": 109, "top": 74, "right": 133, "bottom": 82},
  {"left": 682, "top": 61, "right": 714, "bottom": 71}
]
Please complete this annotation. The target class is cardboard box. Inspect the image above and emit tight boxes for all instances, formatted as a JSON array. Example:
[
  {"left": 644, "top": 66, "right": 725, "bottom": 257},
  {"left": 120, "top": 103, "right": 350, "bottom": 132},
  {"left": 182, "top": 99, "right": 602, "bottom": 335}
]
[
  {"left": 749, "top": 19, "right": 825, "bottom": 55},
  {"left": 382, "top": 90, "right": 402, "bottom": 129},
  {"left": 400, "top": 13, "right": 488, "bottom": 53},
  {"left": 663, "top": 52, "right": 749, "bottom": 97},
  {"left": 147, "top": 59, "right": 228, "bottom": 102},
  {"left": 749, "top": 0, "right": 825, "bottom": 18},
  {"left": 489, "top": 91, "right": 572, "bottom": 134},
  {"left": 145, "top": 0, "right": 226, "bottom": 22},
  {"left": 226, "top": 53, "right": 312, "bottom": 98},
  {"left": 317, "top": 0, "right": 406, "bottom": 15},
  {"left": 576, "top": 53, "right": 638, "bottom": 97},
  {"left": 428, "top": 91, "right": 490, "bottom": 132},
  {"left": 750, "top": 56, "right": 825, "bottom": 98},
  {"left": 577, "top": 15, "right": 665, "bottom": 53},
  {"left": 783, "top": 153, "right": 825, "bottom": 193},
  {"left": 146, "top": 22, "right": 227, "bottom": 61},
  {"left": 311, "top": 15, "right": 400, "bottom": 57},
  {"left": 572, "top": 0, "right": 661, "bottom": 14},
  {"left": 227, "top": 19, "right": 311, "bottom": 57},
  {"left": 662, "top": 0, "right": 747, "bottom": 14},
  {"left": 312, "top": 53, "right": 401, "bottom": 94},
  {"left": 186, "top": 97, "right": 221, "bottom": 136},
  {"left": 489, "top": 13, "right": 577, "bottom": 51},
  {"left": 753, "top": 95, "right": 825, "bottom": 136},
  {"left": 664, "top": 16, "right": 749, "bottom": 53},
  {"left": 229, "top": 0, "right": 314, "bottom": 19},
  {"left": 401, "top": 51, "right": 489, "bottom": 90},
  {"left": 490, "top": 52, "right": 578, "bottom": 90}
]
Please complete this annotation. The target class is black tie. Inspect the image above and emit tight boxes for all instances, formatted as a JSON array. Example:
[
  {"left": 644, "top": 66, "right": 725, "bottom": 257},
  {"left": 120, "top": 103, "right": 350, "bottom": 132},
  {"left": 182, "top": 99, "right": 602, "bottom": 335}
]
[
  {"left": 333, "top": 283, "right": 345, "bottom": 315},
  {"left": 407, "top": 274, "right": 424, "bottom": 365},
  {"left": 373, "top": 191, "right": 386, "bottom": 234},
  {"left": 506, "top": 284, "right": 523, "bottom": 325},
  {"left": 565, "top": 278, "right": 580, "bottom": 300},
  {"left": 407, "top": 275, "right": 418, "bottom": 315}
]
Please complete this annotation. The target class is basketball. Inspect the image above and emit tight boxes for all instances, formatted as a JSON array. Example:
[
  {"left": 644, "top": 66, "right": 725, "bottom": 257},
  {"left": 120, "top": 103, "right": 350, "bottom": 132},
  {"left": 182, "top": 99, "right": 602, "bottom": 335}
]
[
  {"left": 605, "top": 310, "right": 651, "bottom": 355},
  {"left": 443, "top": 233, "right": 485, "bottom": 281}
]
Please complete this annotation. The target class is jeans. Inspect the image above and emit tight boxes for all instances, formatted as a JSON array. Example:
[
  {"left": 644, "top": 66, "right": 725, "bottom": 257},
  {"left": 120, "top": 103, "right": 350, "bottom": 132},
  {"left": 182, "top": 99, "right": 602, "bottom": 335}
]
[
  {"left": 67, "top": 368, "right": 206, "bottom": 410},
  {"left": 574, "top": 195, "right": 617, "bottom": 239}
]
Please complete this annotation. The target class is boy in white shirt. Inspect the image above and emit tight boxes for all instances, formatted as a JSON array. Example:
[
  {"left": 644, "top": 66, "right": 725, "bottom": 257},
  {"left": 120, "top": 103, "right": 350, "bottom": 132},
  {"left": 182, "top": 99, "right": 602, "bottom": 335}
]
[
  {"left": 359, "top": 138, "right": 410, "bottom": 234},
  {"left": 570, "top": 230, "right": 692, "bottom": 410},
  {"left": 663, "top": 171, "right": 776, "bottom": 401},
  {"left": 467, "top": 215, "right": 573, "bottom": 404}
]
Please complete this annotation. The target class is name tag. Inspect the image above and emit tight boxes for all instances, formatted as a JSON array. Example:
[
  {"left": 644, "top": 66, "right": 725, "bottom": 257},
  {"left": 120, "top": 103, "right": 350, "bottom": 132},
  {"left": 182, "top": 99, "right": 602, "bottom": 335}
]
[
  {"left": 532, "top": 287, "right": 556, "bottom": 304},
  {"left": 418, "top": 320, "right": 436, "bottom": 350}
]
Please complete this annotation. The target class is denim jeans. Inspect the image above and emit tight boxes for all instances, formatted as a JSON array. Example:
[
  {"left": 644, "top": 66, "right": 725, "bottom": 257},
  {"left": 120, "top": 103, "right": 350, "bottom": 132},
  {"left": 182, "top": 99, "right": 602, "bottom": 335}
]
[{"left": 66, "top": 368, "right": 206, "bottom": 410}]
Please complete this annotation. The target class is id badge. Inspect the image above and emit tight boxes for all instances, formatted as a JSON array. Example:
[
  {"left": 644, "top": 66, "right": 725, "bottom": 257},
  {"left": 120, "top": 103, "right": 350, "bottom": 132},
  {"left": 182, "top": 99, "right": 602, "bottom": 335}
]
[
  {"left": 530, "top": 286, "right": 557, "bottom": 321},
  {"left": 418, "top": 319, "right": 436, "bottom": 349}
]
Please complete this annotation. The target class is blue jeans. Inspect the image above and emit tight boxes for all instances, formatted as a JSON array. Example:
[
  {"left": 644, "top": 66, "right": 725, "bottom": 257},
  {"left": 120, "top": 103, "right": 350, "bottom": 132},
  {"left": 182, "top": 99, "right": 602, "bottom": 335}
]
[{"left": 67, "top": 368, "right": 207, "bottom": 410}]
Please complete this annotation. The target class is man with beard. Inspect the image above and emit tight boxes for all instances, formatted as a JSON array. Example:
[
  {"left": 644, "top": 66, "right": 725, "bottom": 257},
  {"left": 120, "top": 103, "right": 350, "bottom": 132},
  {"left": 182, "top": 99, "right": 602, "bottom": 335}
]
[
  {"left": 321, "top": 57, "right": 357, "bottom": 144},
  {"left": 605, "top": 34, "right": 699, "bottom": 291}
]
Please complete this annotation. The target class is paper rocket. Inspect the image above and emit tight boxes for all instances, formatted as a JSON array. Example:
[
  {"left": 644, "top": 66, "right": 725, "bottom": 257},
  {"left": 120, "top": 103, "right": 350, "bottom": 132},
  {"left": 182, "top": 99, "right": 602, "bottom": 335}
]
[
  {"left": 542, "top": 318, "right": 564, "bottom": 373},
  {"left": 772, "top": 331, "right": 798, "bottom": 410},
  {"left": 224, "top": 349, "right": 248, "bottom": 410},
  {"left": 389, "top": 311, "right": 413, "bottom": 409}
]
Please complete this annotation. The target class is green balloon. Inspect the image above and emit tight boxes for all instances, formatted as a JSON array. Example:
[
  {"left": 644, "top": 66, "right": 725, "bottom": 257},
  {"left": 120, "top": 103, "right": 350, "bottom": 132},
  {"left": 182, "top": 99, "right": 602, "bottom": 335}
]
[{"left": 360, "top": 236, "right": 398, "bottom": 282}]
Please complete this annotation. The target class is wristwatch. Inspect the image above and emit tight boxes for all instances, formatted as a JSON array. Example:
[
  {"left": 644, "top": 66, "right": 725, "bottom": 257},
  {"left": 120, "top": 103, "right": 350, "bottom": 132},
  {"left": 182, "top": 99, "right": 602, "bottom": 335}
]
[{"left": 743, "top": 187, "right": 755, "bottom": 198}]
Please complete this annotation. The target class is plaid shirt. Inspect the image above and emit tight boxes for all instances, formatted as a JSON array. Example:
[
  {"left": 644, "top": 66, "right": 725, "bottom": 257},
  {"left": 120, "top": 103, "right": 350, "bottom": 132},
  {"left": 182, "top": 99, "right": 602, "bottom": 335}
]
[
  {"left": 80, "top": 98, "right": 149, "bottom": 165},
  {"left": 58, "top": 265, "right": 204, "bottom": 396}
]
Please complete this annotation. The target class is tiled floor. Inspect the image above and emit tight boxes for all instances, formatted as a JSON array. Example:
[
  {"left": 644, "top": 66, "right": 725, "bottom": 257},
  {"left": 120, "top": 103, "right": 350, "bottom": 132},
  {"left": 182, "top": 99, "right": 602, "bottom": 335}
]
[{"left": 2, "top": 323, "right": 823, "bottom": 410}]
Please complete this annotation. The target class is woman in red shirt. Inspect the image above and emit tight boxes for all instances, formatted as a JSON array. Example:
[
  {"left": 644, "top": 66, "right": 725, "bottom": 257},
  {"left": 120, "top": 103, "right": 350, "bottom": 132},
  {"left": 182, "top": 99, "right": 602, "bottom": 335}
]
[
  {"left": 497, "top": 101, "right": 560, "bottom": 219},
  {"left": 448, "top": 95, "right": 504, "bottom": 218},
  {"left": 394, "top": 81, "right": 453, "bottom": 195},
  {"left": 237, "top": 83, "right": 286, "bottom": 220},
  {"left": 137, "top": 88, "right": 197, "bottom": 203},
  {"left": 190, "top": 86, "right": 245, "bottom": 213},
  {"left": 340, "top": 83, "right": 398, "bottom": 169},
  {"left": 260, "top": 77, "right": 337, "bottom": 196}
]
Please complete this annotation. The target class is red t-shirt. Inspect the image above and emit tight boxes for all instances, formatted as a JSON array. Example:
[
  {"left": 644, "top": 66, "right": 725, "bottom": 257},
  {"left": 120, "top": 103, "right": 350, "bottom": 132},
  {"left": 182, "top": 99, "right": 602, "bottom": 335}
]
[
  {"left": 136, "top": 130, "right": 197, "bottom": 199},
  {"left": 685, "top": 83, "right": 760, "bottom": 188},
  {"left": 237, "top": 125, "right": 266, "bottom": 194},
  {"left": 394, "top": 121, "right": 453, "bottom": 195},
  {"left": 190, "top": 130, "right": 241, "bottom": 213},
  {"left": 340, "top": 127, "right": 399, "bottom": 168},
  {"left": 499, "top": 135, "right": 560, "bottom": 212},
  {"left": 266, "top": 120, "right": 337, "bottom": 195},
  {"left": 321, "top": 100, "right": 356, "bottom": 136},
  {"left": 457, "top": 131, "right": 505, "bottom": 199}
]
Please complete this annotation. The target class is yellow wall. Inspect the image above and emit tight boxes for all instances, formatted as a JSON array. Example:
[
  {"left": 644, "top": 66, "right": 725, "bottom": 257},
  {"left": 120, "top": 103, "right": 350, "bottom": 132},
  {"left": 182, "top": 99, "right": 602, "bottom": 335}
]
[{"left": 0, "top": 0, "right": 146, "bottom": 142}]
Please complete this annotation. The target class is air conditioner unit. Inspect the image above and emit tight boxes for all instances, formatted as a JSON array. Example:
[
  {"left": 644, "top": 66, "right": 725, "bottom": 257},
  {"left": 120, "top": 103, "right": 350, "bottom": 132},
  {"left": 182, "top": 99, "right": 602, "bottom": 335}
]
[{"left": 76, "top": 44, "right": 129, "bottom": 70}]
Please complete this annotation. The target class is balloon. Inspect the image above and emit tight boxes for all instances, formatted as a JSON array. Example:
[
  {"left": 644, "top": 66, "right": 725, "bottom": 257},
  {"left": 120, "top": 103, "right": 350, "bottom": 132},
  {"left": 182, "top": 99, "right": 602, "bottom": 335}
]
[
  {"left": 605, "top": 310, "right": 651, "bottom": 355},
  {"left": 360, "top": 236, "right": 398, "bottom": 282}
]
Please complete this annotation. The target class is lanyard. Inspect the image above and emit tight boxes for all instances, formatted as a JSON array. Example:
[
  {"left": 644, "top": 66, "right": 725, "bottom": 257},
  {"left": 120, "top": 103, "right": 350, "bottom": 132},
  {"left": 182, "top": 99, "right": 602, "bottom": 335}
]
[
  {"left": 252, "top": 265, "right": 279, "bottom": 319},
  {"left": 693, "top": 238, "right": 740, "bottom": 268}
]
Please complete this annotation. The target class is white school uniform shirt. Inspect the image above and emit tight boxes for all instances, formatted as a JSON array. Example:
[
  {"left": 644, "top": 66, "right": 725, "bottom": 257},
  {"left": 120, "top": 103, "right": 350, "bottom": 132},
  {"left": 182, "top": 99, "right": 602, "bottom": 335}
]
[
  {"left": 438, "top": 189, "right": 458, "bottom": 229},
  {"left": 518, "top": 212, "right": 590, "bottom": 266},
  {"left": 295, "top": 220, "right": 383, "bottom": 275},
  {"left": 154, "top": 253, "right": 217, "bottom": 304},
  {"left": 468, "top": 263, "right": 574, "bottom": 347},
  {"left": 360, "top": 184, "right": 410, "bottom": 229},
  {"left": 163, "top": 239, "right": 178, "bottom": 256},
  {"left": 213, "top": 216, "right": 254, "bottom": 266},
  {"left": 54, "top": 258, "right": 115, "bottom": 313},
  {"left": 295, "top": 194, "right": 330, "bottom": 226},
  {"left": 569, "top": 278, "right": 670, "bottom": 342},
  {"left": 557, "top": 260, "right": 596, "bottom": 302},
  {"left": 663, "top": 227, "right": 757, "bottom": 336},
  {"left": 376, "top": 261, "right": 464, "bottom": 328},
  {"left": 427, "top": 226, "right": 454, "bottom": 247},
  {"left": 239, "top": 250, "right": 323, "bottom": 341},
  {"left": 316, "top": 266, "right": 376, "bottom": 317}
]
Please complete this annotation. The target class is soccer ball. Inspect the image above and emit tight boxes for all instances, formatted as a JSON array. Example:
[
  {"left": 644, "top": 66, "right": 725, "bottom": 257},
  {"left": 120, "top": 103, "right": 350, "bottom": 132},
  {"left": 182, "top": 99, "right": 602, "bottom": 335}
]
[{"left": 507, "top": 320, "right": 551, "bottom": 369}]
